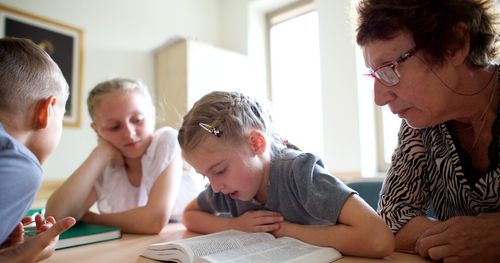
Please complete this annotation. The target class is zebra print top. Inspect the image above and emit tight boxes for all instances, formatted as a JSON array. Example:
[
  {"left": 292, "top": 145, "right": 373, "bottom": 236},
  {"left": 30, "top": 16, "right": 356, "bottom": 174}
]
[{"left": 379, "top": 65, "right": 500, "bottom": 232}]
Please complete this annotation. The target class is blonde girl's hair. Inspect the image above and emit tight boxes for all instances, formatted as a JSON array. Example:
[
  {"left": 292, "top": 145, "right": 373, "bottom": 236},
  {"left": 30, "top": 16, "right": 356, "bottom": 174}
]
[
  {"left": 87, "top": 78, "right": 156, "bottom": 125},
  {"left": 178, "top": 91, "right": 299, "bottom": 154}
]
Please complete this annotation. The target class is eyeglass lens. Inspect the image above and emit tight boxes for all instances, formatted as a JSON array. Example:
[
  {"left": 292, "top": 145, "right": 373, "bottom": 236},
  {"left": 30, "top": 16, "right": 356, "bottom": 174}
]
[{"left": 374, "top": 66, "right": 400, "bottom": 86}]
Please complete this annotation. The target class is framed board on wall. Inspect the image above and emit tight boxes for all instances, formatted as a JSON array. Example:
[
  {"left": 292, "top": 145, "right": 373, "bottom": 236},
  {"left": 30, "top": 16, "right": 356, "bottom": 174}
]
[{"left": 0, "top": 4, "right": 84, "bottom": 127}]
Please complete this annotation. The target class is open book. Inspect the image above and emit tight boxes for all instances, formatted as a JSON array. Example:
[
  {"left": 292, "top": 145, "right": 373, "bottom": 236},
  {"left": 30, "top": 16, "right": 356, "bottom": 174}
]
[{"left": 141, "top": 229, "right": 342, "bottom": 263}]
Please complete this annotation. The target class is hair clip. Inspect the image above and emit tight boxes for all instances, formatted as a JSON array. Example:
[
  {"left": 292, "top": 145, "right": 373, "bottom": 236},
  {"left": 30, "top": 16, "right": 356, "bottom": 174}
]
[{"left": 199, "top": 122, "right": 223, "bottom": 138}]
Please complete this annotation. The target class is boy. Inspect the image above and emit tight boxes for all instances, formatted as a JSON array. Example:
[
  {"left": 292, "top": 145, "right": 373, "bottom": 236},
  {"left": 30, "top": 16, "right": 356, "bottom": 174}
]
[{"left": 0, "top": 37, "right": 75, "bottom": 262}]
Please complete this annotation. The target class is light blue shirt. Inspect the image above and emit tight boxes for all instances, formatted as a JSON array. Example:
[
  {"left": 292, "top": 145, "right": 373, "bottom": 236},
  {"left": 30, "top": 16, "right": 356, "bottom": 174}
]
[{"left": 0, "top": 122, "right": 42, "bottom": 244}]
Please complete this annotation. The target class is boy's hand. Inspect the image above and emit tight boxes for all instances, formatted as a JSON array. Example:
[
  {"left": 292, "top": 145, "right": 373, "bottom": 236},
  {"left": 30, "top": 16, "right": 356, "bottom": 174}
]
[
  {"left": 0, "top": 216, "right": 33, "bottom": 248},
  {"left": 0, "top": 216, "right": 75, "bottom": 262},
  {"left": 234, "top": 210, "right": 283, "bottom": 233}
]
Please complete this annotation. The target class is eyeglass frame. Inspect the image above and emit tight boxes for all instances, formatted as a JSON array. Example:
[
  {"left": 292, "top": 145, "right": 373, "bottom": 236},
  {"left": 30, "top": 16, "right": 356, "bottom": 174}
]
[{"left": 365, "top": 47, "right": 418, "bottom": 87}]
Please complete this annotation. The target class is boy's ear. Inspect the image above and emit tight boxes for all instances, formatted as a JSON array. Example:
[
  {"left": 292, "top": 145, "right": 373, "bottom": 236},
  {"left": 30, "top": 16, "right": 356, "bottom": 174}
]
[
  {"left": 34, "top": 96, "right": 57, "bottom": 129},
  {"left": 249, "top": 130, "right": 267, "bottom": 154}
]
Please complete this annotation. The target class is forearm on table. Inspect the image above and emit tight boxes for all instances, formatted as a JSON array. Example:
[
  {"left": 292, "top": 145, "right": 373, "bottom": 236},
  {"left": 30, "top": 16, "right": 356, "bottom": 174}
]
[
  {"left": 45, "top": 176, "right": 97, "bottom": 220},
  {"left": 46, "top": 151, "right": 109, "bottom": 220},
  {"left": 395, "top": 216, "right": 439, "bottom": 253},
  {"left": 84, "top": 205, "right": 172, "bottom": 234},
  {"left": 182, "top": 210, "right": 236, "bottom": 234},
  {"left": 280, "top": 222, "right": 394, "bottom": 258}
]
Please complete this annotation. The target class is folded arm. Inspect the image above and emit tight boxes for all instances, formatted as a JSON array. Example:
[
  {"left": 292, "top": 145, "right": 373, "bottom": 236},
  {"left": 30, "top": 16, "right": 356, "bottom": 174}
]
[
  {"left": 45, "top": 145, "right": 113, "bottom": 220},
  {"left": 81, "top": 154, "right": 184, "bottom": 234},
  {"left": 273, "top": 195, "right": 395, "bottom": 258},
  {"left": 182, "top": 199, "right": 284, "bottom": 234}
]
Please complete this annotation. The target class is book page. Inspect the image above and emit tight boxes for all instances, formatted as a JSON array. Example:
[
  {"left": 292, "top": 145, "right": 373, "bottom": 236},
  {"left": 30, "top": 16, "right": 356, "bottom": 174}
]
[
  {"left": 195, "top": 237, "right": 342, "bottom": 263},
  {"left": 146, "top": 230, "right": 275, "bottom": 262}
]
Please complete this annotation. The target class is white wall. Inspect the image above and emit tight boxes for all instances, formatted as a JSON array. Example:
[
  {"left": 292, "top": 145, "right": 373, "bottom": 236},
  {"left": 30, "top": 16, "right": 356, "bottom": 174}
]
[
  {"left": 1, "top": 0, "right": 225, "bottom": 180},
  {"left": 2, "top": 0, "right": 365, "bottom": 179},
  {"left": 316, "top": 0, "right": 361, "bottom": 174}
]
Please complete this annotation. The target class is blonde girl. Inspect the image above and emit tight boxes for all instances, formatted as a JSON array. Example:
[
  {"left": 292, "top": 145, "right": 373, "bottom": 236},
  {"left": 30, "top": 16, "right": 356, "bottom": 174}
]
[{"left": 46, "top": 78, "right": 204, "bottom": 234}]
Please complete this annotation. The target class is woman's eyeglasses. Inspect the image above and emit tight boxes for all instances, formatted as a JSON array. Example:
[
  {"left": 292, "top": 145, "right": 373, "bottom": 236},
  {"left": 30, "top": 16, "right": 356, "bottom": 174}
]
[{"left": 365, "top": 47, "right": 418, "bottom": 87}]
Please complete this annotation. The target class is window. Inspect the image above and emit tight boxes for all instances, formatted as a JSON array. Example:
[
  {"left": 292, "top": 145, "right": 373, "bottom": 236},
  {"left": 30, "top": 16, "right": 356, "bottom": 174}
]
[
  {"left": 376, "top": 106, "right": 401, "bottom": 170},
  {"left": 267, "top": 1, "right": 323, "bottom": 156},
  {"left": 356, "top": 45, "right": 401, "bottom": 173}
]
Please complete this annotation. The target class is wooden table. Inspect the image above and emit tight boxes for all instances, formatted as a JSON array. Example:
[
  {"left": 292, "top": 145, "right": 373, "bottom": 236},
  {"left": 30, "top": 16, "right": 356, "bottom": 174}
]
[{"left": 44, "top": 223, "right": 433, "bottom": 262}]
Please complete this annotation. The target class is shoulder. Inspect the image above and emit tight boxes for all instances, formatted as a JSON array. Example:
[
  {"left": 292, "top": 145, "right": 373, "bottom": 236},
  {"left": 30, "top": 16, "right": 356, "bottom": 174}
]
[
  {"left": 271, "top": 149, "right": 329, "bottom": 183},
  {"left": 147, "top": 127, "right": 180, "bottom": 153},
  {"left": 153, "top": 126, "right": 179, "bottom": 143},
  {"left": 274, "top": 149, "right": 324, "bottom": 173},
  {"left": 143, "top": 126, "right": 181, "bottom": 166},
  {"left": 0, "top": 125, "right": 42, "bottom": 176}
]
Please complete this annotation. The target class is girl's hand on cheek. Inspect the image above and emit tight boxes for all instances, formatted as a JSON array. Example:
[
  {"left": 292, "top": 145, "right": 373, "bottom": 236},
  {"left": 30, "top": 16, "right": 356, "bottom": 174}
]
[
  {"left": 234, "top": 210, "right": 284, "bottom": 233},
  {"left": 96, "top": 136, "right": 124, "bottom": 166}
]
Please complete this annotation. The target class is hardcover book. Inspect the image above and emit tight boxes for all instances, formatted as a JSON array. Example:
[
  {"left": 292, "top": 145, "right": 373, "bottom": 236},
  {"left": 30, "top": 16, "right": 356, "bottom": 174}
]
[{"left": 56, "top": 222, "right": 122, "bottom": 250}]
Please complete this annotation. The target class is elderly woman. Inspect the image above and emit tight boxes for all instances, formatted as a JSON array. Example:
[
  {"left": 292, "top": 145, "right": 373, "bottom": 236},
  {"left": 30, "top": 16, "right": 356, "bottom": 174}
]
[{"left": 355, "top": 0, "right": 500, "bottom": 262}]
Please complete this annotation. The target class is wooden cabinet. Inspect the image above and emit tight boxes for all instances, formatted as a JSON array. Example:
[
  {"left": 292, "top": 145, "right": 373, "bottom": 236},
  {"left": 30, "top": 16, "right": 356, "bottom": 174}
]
[{"left": 155, "top": 38, "right": 252, "bottom": 129}]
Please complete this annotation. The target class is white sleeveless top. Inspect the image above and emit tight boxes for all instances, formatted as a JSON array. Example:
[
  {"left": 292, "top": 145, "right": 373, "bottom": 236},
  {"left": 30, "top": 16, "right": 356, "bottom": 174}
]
[{"left": 94, "top": 126, "right": 205, "bottom": 221}]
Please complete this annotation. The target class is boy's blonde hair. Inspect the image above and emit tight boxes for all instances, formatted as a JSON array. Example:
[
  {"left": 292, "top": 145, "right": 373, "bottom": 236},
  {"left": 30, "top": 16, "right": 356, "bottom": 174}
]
[
  {"left": 87, "top": 78, "right": 156, "bottom": 126},
  {"left": 0, "top": 37, "right": 68, "bottom": 116},
  {"left": 178, "top": 91, "right": 297, "bottom": 154}
]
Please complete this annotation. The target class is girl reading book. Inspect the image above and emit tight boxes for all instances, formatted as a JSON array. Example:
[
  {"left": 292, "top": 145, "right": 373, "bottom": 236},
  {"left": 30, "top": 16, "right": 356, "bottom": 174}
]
[
  {"left": 46, "top": 78, "right": 204, "bottom": 234},
  {"left": 177, "top": 91, "right": 395, "bottom": 258}
]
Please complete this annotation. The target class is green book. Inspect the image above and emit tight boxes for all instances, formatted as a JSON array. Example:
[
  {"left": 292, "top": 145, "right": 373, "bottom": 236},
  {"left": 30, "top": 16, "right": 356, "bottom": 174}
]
[
  {"left": 26, "top": 208, "right": 45, "bottom": 218},
  {"left": 56, "top": 222, "right": 122, "bottom": 250}
]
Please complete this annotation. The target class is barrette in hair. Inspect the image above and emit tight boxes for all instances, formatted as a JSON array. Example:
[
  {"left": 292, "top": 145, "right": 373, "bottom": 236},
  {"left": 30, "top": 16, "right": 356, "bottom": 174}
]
[{"left": 199, "top": 122, "right": 223, "bottom": 138}]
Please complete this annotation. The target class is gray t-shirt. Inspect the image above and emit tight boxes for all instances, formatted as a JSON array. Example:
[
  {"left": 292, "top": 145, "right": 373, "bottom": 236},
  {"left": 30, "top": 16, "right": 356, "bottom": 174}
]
[{"left": 197, "top": 148, "right": 355, "bottom": 225}]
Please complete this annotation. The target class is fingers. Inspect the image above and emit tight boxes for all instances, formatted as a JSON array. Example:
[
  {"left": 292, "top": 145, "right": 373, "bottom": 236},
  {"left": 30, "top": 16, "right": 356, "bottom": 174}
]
[
  {"left": 0, "top": 222, "right": 24, "bottom": 248},
  {"left": 254, "top": 223, "right": 281, "bottom": 232},
  {"left": 241, "top": 210, "right": 284, "bottom": 232},
  {"left": 246, "top": 210, "right": 282, "bottom": 218},
  {"left": 417, "top": 230, "right": 449, "bottom": 257},
  {"left": 36, "top": 216, "right": 58, "bottom": 233},
  {"left": 421, "top": 219, "right": 450, "bottom": 238},
  {"left": 253, "top": 213, "right": 283, "bottom": 225},
  {"left": 36, "top": 217, "right": 75, "bottom": 246},
  {"left": 34, "top": 214, "right": 48, "bottom": 226},
  {"left": 9, "top": 217, "right": 76, "bottom": 263},
  {"left": 21, "top": 216, "right": 34, "bottom": 225},
  {"left": 426, "top": 244, "right": 454, "bottom": 261},
  {"left": 42, "top": 217, "right": 76, "bottom": 239}
]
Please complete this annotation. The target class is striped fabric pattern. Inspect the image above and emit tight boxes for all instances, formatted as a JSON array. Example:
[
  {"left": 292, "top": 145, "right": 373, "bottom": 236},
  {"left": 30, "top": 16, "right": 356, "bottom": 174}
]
[{"left": 379, "top": 66, "right": 500, "bottom": 232}]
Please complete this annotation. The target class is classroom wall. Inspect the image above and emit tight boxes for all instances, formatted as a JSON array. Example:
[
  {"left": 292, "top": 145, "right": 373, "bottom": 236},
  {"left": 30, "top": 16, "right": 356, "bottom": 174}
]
[
  {"left": 1, "top": 0, "right": 227, "bottom": 180},
  {"left": 1, "top": 0, "right": 364, "bottom": 180}
]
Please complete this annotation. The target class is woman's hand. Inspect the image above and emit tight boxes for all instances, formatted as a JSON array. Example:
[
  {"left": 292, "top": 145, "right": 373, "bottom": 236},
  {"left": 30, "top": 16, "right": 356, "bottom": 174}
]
[{"left": 416, "top": 213, "right": 500, "bottom": 263}]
